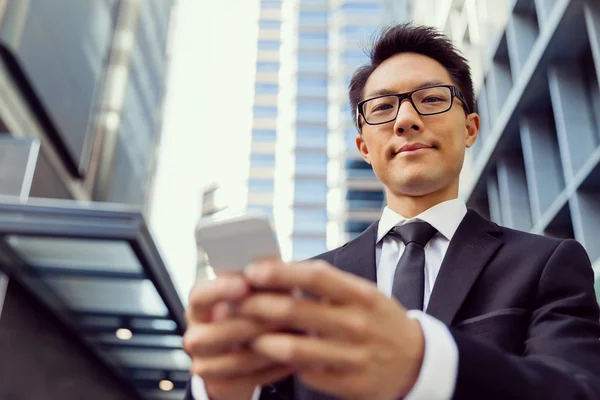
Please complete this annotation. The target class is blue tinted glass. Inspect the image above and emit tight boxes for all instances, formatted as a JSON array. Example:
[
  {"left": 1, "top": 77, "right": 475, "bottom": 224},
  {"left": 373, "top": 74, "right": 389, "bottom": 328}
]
[
  {"left": 346, "top": 189, "right": 384, "bottom": 210},
  {"left": 256, "top": 62, "right": 280, "bottom": 72},
  {"left": 254, "top": 106, "right": 278, "bottom": 118},
  {"left": 255, "top": 83, "right": 279, "bottom": 95},
  {"left": 250, "top": 153, "right": 276, "bottom": 168},
  {"left": 248, "top": 178, "right": 275, "bottom": 193},
  {"left": 297, "top": 53, "right": 328, "bottom": 72},
  {"left": 297, "top": 101, "right": 328, "bottom": 122},
  {"left": 299, "top": 32, "right": 328, "bottom": 40},
  {"left": 259, "top": 20, "right": 281, "bottom": 29},
  {"left": 299, "top": 10, "right": 328, "bottom": 25},
  {"left": 345, "top": 159, "right": 375, "bottom": 178},
  {"left": 340, "top": 3, "right": 382, "bottom": 16},
  {"left": 295, "top": 153, "right": 328, "bottom": 176},
  {"left": 298, "top": 31, "right": 328, "bottom": 49},
  {"left": 258, "top": 40, "right": 280, "bottom": 50},
  {"left": 346, "top": 190, "right": 384, "bottom": 201},
  {"left": 297, "top": 77, "right": 327, "bottom": 97},
  {"left": 292, "top": 237, "right": 327, "bottom": 260},
  {"left": 342, "top": 49, "right": 369, "bottom": 67},
  {"left": 261, "top": 1, "right": 281, "bottom": 9},
  {"left": 295, "top": 180, "right": 328, "bottom": 203},
  {"left": 296, "top": 126, "right": 327, "bottom": 148},
  {"left": 252, "top": 129, "right": 277, "bottom": 141},
  {"left": 345, "top": 128, "right": 360, "bottom": 152},
  {"left": 345, "top": 221, "right": 372, "bottom": 233},
  {"left": 294, "top": 209, "right": 328, "bottom": 233}
]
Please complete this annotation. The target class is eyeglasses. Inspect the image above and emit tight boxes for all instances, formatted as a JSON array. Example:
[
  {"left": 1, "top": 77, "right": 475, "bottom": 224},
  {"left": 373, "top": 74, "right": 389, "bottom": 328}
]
[{"left": 356, "top": 85, "right": 470, "bottom": 127}]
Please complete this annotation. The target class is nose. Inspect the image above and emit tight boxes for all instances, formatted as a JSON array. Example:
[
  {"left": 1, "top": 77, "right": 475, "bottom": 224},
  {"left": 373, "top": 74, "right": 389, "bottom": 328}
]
[{"left": 393, "top": 99, "right": 424, "bottom": 135}]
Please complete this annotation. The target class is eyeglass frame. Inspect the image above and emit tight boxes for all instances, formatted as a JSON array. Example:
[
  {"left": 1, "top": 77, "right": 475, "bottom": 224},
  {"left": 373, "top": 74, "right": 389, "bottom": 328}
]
[{"left": 356, "top": 84, "right": 471, "bottom": 129}]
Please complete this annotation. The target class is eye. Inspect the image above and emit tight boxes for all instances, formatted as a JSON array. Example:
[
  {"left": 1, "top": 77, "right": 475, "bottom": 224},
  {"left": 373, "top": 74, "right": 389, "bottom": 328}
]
[
  {"left": 422, "top": 96, "right": 445, "bottom": 103},
  {"left": 372, "top": 103, "right": 394, "bottom": 112}
]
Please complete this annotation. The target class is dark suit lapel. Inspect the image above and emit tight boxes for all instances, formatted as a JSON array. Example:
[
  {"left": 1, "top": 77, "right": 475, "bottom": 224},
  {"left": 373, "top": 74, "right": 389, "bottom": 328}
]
[
  {"left": 333, "top": 220, "right": 379, "bottom": 284},
  {"left": 425, "top": 209, "right": 503, "bottom": 326}
]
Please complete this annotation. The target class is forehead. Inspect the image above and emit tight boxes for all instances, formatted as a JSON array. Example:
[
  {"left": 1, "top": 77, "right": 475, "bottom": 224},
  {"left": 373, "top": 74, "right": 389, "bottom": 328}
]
[{"left": 363, "top": 53, "right": 454, "bottom": 98}]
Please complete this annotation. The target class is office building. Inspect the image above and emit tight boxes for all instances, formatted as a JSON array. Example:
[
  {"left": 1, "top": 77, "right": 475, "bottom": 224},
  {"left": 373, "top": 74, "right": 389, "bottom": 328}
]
[
  {"left": 0, "top": 1, "right": 182, "bottom": 399},
  {"left": 414, "top": 0, "right": 600, "bottom": 279},
  {"left": 197, "top": 0, "right": 412, "bottom": 268}
]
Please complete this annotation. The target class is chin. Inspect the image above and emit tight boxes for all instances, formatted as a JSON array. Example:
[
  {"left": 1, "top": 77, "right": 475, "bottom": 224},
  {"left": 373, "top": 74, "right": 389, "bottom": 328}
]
[{"left": 389, "top": 175, "right": 446, "bottom": 197}]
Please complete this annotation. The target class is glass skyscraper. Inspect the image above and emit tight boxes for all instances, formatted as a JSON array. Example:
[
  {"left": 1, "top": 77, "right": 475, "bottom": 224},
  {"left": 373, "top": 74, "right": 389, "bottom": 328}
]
[{"left": 198, "top": 0, "right": 412, "bottom": 263}]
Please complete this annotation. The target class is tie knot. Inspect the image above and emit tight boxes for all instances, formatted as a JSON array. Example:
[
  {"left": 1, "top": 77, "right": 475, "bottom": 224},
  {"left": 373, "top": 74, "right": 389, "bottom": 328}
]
[{"left": 388, "top": 221, "right": 437, "bottom": 247}]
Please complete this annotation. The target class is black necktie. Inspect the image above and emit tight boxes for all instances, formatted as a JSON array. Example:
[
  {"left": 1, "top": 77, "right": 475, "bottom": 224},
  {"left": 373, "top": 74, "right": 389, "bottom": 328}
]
[{"left": 388, "top": 222, "right": 437, "bottom": 310}]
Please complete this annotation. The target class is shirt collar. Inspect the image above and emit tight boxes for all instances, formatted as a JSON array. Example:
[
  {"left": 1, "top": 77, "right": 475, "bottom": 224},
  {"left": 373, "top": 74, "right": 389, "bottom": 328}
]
[{"left": 376, "top": 198, "right": 467, "bottom": 243}]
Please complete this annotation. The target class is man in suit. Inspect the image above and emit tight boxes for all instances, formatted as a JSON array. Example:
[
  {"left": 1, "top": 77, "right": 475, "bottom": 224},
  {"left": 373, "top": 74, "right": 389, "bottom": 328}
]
[{"left": 184, "top": 23, "right": 600, "bottom": 399}]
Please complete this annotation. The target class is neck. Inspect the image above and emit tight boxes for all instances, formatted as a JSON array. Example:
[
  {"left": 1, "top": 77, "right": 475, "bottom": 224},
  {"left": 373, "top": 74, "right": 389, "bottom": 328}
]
[{"left": 385, "top": 182, "right": 459, "bottom": 219}]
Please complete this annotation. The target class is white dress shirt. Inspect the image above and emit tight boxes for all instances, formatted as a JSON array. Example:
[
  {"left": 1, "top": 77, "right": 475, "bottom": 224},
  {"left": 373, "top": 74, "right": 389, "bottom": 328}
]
[{"left": 192, "top": 199, "right": 466, "bottom": 400}]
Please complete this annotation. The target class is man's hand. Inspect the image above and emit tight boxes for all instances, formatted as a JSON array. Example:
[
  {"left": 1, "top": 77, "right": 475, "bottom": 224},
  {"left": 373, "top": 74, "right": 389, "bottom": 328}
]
[
  {"left": 184, "top": 273, "right": 294, "bottom": 400},
  {"left": 239, "top": 260, "right": 425, "bottom": 400}
]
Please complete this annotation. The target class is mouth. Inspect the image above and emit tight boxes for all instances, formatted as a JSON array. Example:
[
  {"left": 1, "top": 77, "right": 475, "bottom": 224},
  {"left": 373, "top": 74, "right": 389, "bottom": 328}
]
[{"left": 394, "top": 143, "right": 433, "bottom": 155}]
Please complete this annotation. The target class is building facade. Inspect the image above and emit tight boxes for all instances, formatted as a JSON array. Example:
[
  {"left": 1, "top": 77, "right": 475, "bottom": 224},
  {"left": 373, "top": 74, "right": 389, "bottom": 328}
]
[
  {"left": 0, "top": 1, "right": 177, "bottom": 398},
  {"left": 414, "top": 0, "right": 600, "bottom": 281},
  {"left": 197, "top": 0, "right": 412, "bottom": 267}
]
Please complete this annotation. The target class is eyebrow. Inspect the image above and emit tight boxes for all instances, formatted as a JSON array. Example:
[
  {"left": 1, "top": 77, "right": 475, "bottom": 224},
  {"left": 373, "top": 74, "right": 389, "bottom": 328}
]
[{"left": 364, "top": 79, "right": 448, "bottom": 99}]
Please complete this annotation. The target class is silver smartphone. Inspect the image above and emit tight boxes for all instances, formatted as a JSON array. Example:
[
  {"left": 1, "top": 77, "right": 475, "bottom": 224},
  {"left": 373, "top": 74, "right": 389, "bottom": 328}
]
[{"left": 196, "top": 212, "right": 280, "bottom": 274}]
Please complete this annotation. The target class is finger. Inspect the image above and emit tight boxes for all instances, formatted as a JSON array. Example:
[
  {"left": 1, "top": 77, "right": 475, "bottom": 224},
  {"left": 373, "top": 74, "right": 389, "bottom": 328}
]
[
  {"left": 252, "top": 333, "right": 366, "bottom": 371},
  {"left": 191, "top": 350, "right": 278, "bottom": 379},
  {"left": 188, "top": 276, "right": 250, "bottom": 322},
  {"left": 184, "top": 317, "right": 268, "bottom": 356},
  {"left": 244, "top": 259, "right": 380, "bottom": 306},
  {"left": 297, "top": 368, "right": 365, "bottom": 399},
  {"left": 239, "top": 293, "right": 370, "bottom": 341},
  {"left": 205, "top": 364, "right": 295, "bottom": 398}
]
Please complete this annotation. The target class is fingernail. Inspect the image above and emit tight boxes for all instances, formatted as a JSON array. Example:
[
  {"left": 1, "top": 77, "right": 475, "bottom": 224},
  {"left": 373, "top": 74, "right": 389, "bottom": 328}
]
[
  {"left": 226, "top": 278, "right": 246, "bottom": 297},
  {"left": 245, "top": 263, "right": 266, "bottom": 284}
]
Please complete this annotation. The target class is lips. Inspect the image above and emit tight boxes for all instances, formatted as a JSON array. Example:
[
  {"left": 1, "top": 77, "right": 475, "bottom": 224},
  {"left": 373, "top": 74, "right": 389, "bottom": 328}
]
[{"left": 396, "top": 143, "right": 432, "bottom": 154}]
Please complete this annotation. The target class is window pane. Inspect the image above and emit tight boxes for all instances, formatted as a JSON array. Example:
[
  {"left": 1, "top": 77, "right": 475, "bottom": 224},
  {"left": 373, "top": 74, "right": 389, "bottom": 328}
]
[
  {"left": 298, "top": 32, "right": 328, "bottom": 49},
  {"left": 297, "top": 101, "right": 327, "bottom": 122},
  {"left": 343, "top": 25, "right": 378, "bottom": 41},
  {"left": 259, "top": 20, "right": 281, "bottom": 29},
  {"left": 258, "top": 40, "right": 280, "bottom": 51},
  {"left": 342, "top": 49, "right": 369, "bottom": 67},
  {"left": 298, "top": 10, "right": 328, "bottom": 25},
  {"left": 293, "top": 209, "right": 328, "bottom": 233},
  {"left": 292, "top": 237, "right": 327, "bottom": 260},
  {"left": 346, "top": 189, "right": 384, "bottom": 209},
  {"left": 340, "top": 3, "right": 382, "bottom": 16},
  {"left": 296, "top": 126, "right": 327, "bottom": 148},
  {"left": 297, "top": 53, "right": 328, "bottom": 73},
  {"left": 295, "top": 180, "right": 327, "bottom": 203},
  {"left": 250, "top": 153, "right": 276, "bottom": 168},
  {"left": 252, "top": 129, "right": 277, "bottom": 142},
  {"left": 248, "top": 178, "right": 274, "bottom": 193},
  {"left": 345, "top": 159, "right": 375, "bottom": 178},
  {"left": 297, "top": 77, "right": 327, "bottom": 97},
  {"left": 296, "top": 153, "right": 327, "bottom": 176},
  {"left": 345, "top": 221, "right": 372, "bottom": 234},
  {"left": 256, "top": 61, "right": 280, "bottom": 72},
  {"left": 261, "top": 1, "right": 281, "bottom": 9},
  {"left": 254, "top": 106, "right": 278, "bottom": 118},
  {"left": 255, "top": 82, "right": 279, "bottom": 95}
]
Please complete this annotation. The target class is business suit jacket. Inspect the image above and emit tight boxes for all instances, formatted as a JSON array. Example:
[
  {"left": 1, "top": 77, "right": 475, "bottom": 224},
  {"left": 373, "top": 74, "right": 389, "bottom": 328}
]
[{"left": 186, "top": 209, "right": 600, "bottom": 400}]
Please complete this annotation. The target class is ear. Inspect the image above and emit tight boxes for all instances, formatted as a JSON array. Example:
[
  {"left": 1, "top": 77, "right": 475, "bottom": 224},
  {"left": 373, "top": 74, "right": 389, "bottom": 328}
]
[
  {"left": 464, "top": 113, "right": 480, "bottom": 148},
  {"left": 356, "top": 134, "right": 371, "bottom": 164}
]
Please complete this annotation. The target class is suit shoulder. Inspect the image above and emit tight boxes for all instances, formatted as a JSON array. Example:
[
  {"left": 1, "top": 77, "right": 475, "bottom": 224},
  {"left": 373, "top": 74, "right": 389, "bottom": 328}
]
[{"left": 497, "top": 223, "right": 577, "bottom": 253}]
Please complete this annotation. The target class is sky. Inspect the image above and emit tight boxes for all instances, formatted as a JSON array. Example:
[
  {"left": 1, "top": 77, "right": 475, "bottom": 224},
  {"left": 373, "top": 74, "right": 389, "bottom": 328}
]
[{"left": 149, "top": 0, "right": 258, "bottom": 301}]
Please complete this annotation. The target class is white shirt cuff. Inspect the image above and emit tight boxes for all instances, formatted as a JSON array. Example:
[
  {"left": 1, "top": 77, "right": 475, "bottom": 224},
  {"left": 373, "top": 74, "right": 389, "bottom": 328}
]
[
  {"left": 191, "top": 375, "right": 261, "bottom": 400},
  {"left": 404, "top": 310, "right": 458, "bottom": 400}
]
